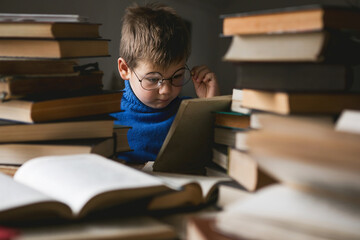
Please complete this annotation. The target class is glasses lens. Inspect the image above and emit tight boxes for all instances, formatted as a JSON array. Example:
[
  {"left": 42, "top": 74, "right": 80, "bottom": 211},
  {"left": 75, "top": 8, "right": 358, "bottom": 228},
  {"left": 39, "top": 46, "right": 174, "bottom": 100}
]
[
  {"left": 141, "top": 73, "right": 162, "bottom": 90},
  {"left": 171, "top": 68, "right": 191, "bottom": 87}
]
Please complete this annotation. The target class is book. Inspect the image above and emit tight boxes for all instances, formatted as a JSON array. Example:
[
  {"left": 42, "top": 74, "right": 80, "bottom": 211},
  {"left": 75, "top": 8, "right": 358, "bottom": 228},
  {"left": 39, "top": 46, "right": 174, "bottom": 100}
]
[
  {"left": 0, "top": 71, "right": 103, "bottom": 100},
  {"left": 153, "top": 95, "right": 232, "bottom": 174},
  {"left": 223, "top": 31, "right": 360, "bottom": 63},
  {"left": 233, "top": 63, "right": 353, "bottom": 91},
  {"left": 0, "top": 59, "right": 77, "bottom": 75},
  {"left": 0, "top": 138, "right": 117, "bottom": 165},
  {"left": 214, "top": 111, "right": 250, "bottom": 129},
  {"left": 221, "top": 4, "right": 360, "bottom": 36},
  {"left": 335, "top": 109, "right": 360, "bottom": 134},
  {"left": 0, "top": 13, "right": 88, "bottom": 22},
  {"left": 227, "top": 147, "right": 276, "bottom": 192},
  {"left": 0, "top": 118, "right": 116, "bottom": 143},
  {"left": 14, "top": 216, "right": 176, "bottom": 240},
  {"left": 0, "top": 39, "right": 109, "bottom": 59},
  {"left": 246, "top": 113, "right": 360, "bottom": 197},
  {"left": 214, "top": 127, "right": 248, "bottom": 150},
  {"left": 0, "top": 154, "right": 174, "bottom": 222},
  {"left": 230, "top": 89, "right": 251, "bottom": 114},
  {"left": 216, "top": 184, "right": 360, "bottom": 240},
  {"left": 113, "top": 124, "right": 132, "bottom": 152},
  {"left": 0, "top": 22, "right": 101, "bottom": 39},
  {"left": 241, "top": 89, "right": 360, "bottom": 114},
  {"left": 0, "top": 165, "right": 18, "bottom": 177},
  {"left": 0, "top": 90, "right": 123, "bottom": 123},
  {"left": 211, "top": 144, "right": 229, "bottom": 170}
]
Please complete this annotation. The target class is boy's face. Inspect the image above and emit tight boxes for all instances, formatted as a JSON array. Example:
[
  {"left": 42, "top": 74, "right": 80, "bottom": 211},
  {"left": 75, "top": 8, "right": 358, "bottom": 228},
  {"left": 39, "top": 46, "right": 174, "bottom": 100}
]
[{"left": 123, "top": 60, "right": 185, "bottom": 109}]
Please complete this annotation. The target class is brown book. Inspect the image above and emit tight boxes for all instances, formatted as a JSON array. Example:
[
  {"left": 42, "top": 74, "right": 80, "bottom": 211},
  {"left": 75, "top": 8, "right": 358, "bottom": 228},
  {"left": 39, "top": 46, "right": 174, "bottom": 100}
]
[
  {"left": 113, "top": 124, "right": 132, "bottom": 153},
  {"left": 0, "top": 71, "right": 103, "bottom": 100},
  {"left": 223, "top": 31, "right": 360, "bottom": 63},
  {"left": 0, "top": 138, "right": 117, "bottom": 165},
  {"left": 228, "top": 147, "right": 276, "bottom": 192},
  {"left": 242, "top": 89, "right": 360, "bottom": 115},
  {"left": 0, "top": 59, "right": 77, "bottom": 75},
  {"left": 221, "top": 4, "right": 360, "bottom": 36},
  {"left": 214, "top": 111, "right": 250, "bottom": 129},
  {"left": 232, "top": 63, "right": 352, "bottom": 91},
  {"left": 0, "top": 22, "right": 101, "bottom": 39},
  {"left": 0, "top": 39, "right": 109, "bottom": 59},
  {"left": 0, "top": 90, "right": 122, "bottom": 123},
  {"left": 0, "top": 118, "right": 115, "bottom": 143},
  {"left": 0, "top": 165, "right": 18, "bottom": 177}
]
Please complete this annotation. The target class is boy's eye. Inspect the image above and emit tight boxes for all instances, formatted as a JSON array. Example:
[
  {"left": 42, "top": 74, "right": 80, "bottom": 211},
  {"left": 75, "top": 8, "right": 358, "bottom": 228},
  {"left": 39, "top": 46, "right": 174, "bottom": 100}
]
[
  {"left": 145, "top": 77, "right": 161, "bottom": 83},
  {"left": 173, "top": 73, "right": 184, "bottom": 80}
]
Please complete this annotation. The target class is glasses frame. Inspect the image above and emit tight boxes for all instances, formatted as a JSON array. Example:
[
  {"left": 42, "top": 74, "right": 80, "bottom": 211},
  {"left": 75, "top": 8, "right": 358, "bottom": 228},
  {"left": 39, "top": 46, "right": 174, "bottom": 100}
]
[{"left": 132, "top": 65, "right": 192, "bottom": 91}]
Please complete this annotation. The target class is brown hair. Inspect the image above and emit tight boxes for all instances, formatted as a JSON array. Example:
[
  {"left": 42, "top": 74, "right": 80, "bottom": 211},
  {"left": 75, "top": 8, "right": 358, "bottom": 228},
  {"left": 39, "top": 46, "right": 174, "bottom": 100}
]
[{"left": 119, "top": 2, "right": 191, "bottom": 69}]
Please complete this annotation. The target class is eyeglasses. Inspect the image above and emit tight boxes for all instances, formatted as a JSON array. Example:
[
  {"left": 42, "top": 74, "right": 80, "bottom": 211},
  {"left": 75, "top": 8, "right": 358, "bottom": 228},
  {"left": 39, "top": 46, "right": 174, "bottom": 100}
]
[{"left": 132, "top": 65, "right": 192, "bottom": 91}]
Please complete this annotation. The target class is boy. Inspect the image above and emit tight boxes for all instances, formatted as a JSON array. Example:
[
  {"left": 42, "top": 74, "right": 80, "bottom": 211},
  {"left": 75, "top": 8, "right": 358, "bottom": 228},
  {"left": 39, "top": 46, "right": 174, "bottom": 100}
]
[{"left": 111, "top": 2, "right": 220, "bottom": 163}]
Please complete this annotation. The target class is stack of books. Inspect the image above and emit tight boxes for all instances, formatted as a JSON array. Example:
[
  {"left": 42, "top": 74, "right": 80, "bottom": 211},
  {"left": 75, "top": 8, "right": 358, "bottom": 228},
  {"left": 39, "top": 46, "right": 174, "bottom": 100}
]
[
  {"left": 210, "top": 4, "right": 360, "bottom": 240},
  {"left": 0, "top": 13, "right": 130, "bottom": 175},
  {"left": 208, "top": 93, "right": 276, "bottom": 191}
]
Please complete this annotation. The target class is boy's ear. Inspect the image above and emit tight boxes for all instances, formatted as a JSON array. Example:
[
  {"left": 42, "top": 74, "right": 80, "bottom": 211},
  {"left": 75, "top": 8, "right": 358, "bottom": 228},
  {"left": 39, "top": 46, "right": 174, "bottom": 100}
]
[{"left": 118, "top": 57, "right": 131, "bottom": 80}]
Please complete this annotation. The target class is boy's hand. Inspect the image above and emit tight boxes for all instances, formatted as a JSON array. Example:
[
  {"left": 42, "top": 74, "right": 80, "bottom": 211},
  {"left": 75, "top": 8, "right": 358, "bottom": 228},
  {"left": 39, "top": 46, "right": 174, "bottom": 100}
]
[{"left": 191, "top": 65, "right": 220, "bottom": 98}]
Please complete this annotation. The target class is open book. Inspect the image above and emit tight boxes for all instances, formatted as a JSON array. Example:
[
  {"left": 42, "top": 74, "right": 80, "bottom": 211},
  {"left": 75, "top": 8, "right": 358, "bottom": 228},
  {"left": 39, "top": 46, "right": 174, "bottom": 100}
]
[
  {"left": 0, "top": 154, "right": 172, "bottom": 222},
  {"left": 0, "top": 154, "right": 231, "bottom": 223}
]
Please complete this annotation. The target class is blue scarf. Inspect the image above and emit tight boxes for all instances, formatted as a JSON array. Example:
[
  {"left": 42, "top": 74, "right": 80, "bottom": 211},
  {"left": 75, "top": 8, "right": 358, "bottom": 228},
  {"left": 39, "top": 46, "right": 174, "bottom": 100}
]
[{"left": 111, "top": 80, "right": 188, "bottom": 163}]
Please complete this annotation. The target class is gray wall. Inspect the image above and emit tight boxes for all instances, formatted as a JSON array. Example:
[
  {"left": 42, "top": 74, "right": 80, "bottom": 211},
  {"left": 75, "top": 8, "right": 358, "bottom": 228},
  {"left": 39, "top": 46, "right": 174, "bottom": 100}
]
[{"left": 1, "top": 0, "right": 358, "bottom": 96}]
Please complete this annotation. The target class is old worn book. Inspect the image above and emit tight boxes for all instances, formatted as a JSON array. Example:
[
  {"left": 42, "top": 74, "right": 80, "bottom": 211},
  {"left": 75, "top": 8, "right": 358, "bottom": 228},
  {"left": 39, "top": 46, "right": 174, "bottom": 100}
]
[
  {"left": 0, "top": 59, "right": 77, "bottom": 75},
  {"left": 0, "top": 22, "right": 101, "bottom": 39},
  {"left": 0, "top": 13, "right": 88, "bottom": 22},
  {"left": 14, "top": 216, "right": 176, "bottom": 240},
  {"left": 153, "top": 95, "right": 232, "bottom": 174},
  {"left": 0, "top": 138, "right": 117, "bottom": 165},
  {"left": 0, "top": 90, "right": 123, "bottom": 123},
  {"left": 113, "top": 124, "right": 132, "bottom": 153},
  {"left": 0, "top": 71, "right": 103, "bottom": 100},
  {"left": 214, "top": 111, "right": 250, "bottom": 129},
  {"left": 221, "top": 4, "right": 360, "bottom": 35},
  {"left": 223, "top": 31, "right": 360, "bottom": 63},
  {"left": 233, "top": 63, "right": 352, "bottom": 91},
  {"left": 0, "top": 39, "right": 109, "bottom": 59},
  {"left": 0, "top": 154, "right": 173, "bottom": 222},
  {"left": 0, "top": 118, "right": 118, "bottom": 143},
  {"left": 227, "top": 148, "right": 276, "bottom": 192},
  {"left": 241, "top": 89, "right": 360, "bottom": 114},
  {"left": 216, "top": 184, "right": 360, "bottom": 240}
]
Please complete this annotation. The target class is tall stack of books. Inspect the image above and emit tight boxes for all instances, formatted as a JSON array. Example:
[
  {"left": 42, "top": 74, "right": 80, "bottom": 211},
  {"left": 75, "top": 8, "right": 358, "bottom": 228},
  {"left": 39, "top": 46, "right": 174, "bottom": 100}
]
[
  {"left": 211, "top": 4, "right": 360, "bottom": 239},
  {"left": 0, "top": 13, "right": 130, "bottom": 175}
]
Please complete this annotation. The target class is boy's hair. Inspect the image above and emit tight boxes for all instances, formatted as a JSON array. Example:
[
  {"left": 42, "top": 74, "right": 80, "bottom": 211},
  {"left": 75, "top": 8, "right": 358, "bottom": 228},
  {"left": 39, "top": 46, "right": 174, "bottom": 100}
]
[{"left": 120, "top": 2, "right": 191, "bottom": 69}]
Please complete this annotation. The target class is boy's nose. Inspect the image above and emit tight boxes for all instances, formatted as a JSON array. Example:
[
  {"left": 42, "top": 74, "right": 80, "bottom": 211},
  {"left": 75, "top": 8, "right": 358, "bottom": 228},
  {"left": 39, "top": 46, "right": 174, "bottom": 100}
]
[{"left": 158, "top": 80, "right": 172, "bottom": 94}]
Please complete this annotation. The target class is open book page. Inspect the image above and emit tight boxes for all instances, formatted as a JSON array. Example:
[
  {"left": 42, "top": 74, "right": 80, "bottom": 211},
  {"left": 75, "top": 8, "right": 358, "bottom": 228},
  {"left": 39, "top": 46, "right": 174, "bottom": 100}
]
[
  {"left": 146, "top": 172, "right": 232, "bottom": 210},
  {"left": 216, "top": 185, "right": 360, "bottom": 240},
  {"left": 0, "top": 173, "right": 71, "bottom": 221},
  {"left": 14, "top": 154, "right": 170, "bottom": 217}
]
